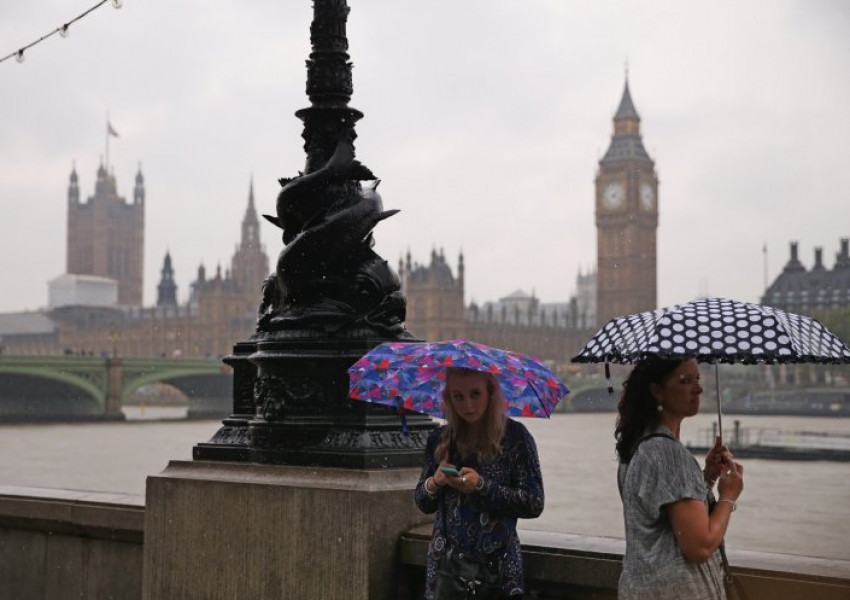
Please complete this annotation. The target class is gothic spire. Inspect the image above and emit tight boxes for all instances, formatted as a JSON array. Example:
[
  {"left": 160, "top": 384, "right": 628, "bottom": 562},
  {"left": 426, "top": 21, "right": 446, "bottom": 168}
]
[
  {"left": 134, "top": 162, "right": 145, "bottom": 205},
  {"left": 241, "top": 177, "right": 260, "bottom": 249},
  {"left": 68, "top": 161, "right": 80, "bottom": 204},
  {"left": 601, "top": 74, "right": 652, "bottom": 164},
  {"left": 614, "top": 78, "right": 640, "bottom": 124},
  {"left": 157, "top": 250, "right": 178, "bottom": 306}
]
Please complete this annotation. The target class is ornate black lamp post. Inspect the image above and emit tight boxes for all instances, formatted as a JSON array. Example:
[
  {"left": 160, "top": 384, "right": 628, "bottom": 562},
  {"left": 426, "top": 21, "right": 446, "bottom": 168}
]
[{"left": 195, "top": 0, "right": 434, "bottom": 468}]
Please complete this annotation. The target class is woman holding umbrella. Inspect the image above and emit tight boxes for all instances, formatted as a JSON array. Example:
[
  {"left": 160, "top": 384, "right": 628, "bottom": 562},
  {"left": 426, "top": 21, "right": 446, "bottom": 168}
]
[
  {"left": 615, "top": 358, "right": 744, "bottom": 599},
  {"left": 414, "top": 367, "right": 545, "bottom": 599}
]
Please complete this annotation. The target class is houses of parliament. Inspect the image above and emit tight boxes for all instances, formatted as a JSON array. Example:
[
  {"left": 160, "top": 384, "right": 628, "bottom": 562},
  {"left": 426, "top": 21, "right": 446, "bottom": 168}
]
[{"left": 0, "top": 80, "right": 663, "bottom": 365}]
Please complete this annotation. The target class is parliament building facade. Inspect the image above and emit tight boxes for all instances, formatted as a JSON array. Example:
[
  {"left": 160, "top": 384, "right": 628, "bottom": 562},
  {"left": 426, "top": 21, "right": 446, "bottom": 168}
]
[
  {"left": 0, "top": 165, "right": 268, "bottom": 358},
  {"left": 401, "top": 78, "right": 659, "bottom": 365},
  {"left": 2, "top": 79, "right": 662, "bottom": 365}
]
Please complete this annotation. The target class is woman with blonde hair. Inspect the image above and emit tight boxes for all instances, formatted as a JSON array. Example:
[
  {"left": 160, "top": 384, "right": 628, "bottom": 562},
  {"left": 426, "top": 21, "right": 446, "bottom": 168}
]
[{"left": 414, "top": 367, "right": 544, "bottom": 599}]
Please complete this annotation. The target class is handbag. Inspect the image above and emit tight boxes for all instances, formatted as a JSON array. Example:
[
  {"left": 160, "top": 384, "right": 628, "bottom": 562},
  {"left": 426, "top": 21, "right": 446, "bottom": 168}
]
[
  {"left": 433, "top": 480, "right": 504, "bottom": 600},
  {"left": 434, "top": 546, "right": 502, "bottom": 600}
]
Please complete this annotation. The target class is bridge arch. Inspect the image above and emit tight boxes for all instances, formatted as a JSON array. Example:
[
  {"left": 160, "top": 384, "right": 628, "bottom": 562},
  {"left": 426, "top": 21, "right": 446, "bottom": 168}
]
[
  {"left": 0, "top": 362, "right": 107, "bottom": 419},
  {"left": 121, "top": 367, "right": 231, "bottom": 403},
  {"left": 0, "top": 356, "right": 232, "bottom": 420},
  {"left": 0, "top": 365, "right": 105, "bottom": 405}
]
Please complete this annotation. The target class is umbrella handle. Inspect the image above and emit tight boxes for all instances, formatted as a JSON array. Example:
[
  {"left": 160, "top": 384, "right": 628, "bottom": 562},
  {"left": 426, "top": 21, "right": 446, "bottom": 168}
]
[
  {"left": 714, "top": 362, "right": 723, "bottom": 444},
  {"left": 605, "top": 362, "right": 614, "bottom": 396},
  {"left": 395, "top": 397, "right": 409, "bottom": 436}
]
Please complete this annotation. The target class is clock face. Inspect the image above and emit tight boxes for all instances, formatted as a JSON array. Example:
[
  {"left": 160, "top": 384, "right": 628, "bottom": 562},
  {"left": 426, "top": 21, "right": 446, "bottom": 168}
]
[
  {"left": 603, "top": 183, "right": 625, "bottom": 209},
  {"left": 640, "top": 183, "right": 655, "bottom": 211}
]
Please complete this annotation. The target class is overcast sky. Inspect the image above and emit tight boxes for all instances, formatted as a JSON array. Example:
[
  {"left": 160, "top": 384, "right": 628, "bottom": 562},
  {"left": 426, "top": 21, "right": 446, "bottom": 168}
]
[{"left": 1, "top": 0, "right": 848, "bottom": 316}]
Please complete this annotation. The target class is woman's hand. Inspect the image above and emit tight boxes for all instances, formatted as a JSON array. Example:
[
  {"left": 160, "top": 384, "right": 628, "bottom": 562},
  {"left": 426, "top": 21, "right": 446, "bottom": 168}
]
[
  {"left": 432, "top": 461, "right": 457, "bottom": 488},
  {"left": 442, "top": 466, "right": 481, "bottom": 495},
  {"left": 717, "top": 460, "right": 744, "bottom": 502},
  {"left": 703, "top": 436, "right": 733, "bottom": 485}
]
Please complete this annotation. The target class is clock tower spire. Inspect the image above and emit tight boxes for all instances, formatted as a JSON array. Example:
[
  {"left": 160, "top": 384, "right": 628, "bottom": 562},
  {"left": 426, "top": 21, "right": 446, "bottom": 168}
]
[{"left": 595, "top": 75, "right": 658, "bottom": 326}]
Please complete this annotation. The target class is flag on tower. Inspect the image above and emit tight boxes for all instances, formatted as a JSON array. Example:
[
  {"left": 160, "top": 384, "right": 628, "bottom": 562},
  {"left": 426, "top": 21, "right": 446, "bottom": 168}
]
[{"left": 107, "top": 121, "right": 119, "bottom": 138}]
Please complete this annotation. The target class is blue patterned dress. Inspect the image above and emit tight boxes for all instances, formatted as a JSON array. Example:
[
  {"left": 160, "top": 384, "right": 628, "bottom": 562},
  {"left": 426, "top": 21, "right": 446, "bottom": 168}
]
[{"left": 414, "top": 419, "right": 544, "bottom": 599}]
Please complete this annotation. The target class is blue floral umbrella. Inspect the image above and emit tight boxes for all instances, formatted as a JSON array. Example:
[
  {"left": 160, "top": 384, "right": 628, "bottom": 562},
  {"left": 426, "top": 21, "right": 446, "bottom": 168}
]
[{"left": 348, "top": 338, "right": 569, "bottom": 419}]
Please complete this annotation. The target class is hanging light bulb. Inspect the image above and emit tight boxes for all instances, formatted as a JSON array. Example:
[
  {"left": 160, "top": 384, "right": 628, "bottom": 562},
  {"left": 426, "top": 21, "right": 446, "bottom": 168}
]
[
  {"left": 60, "top": 24, "right": 70, "bottom": 38},
  {"left": 15, "top": 49, "right": 25, "bottom": 63},
  {"left": 111, "top": 0, "right": 123, "bottom": 8}
]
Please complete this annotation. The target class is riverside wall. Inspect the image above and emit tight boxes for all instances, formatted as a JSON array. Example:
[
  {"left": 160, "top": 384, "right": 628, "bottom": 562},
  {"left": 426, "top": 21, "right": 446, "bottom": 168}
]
[{"left": 1, "top": 485, "right": 849, "bottom": 599}]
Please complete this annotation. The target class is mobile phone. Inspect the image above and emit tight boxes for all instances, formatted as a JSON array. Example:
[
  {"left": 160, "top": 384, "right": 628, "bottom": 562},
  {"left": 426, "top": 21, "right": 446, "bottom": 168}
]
[{"left": 440, "top": 466, "right": 461, "bottom": 477}]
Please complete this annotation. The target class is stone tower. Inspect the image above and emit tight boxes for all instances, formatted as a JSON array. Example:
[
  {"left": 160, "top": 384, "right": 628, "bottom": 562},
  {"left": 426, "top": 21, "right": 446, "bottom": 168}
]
[
  {"left": 399, "top": 248, "right": 465, "bottom": 341},
  {"left": 595, "top": 76, "right": 658, "bottom": 326},
  {"left": 230, "top": 179, "right": 269, "bottom": 300},
  {"left": 156, "top": 251, "right": 178, "bottom": 307},
  {"left": 66, "top": 162, "right": 145, "bottom": 306}
]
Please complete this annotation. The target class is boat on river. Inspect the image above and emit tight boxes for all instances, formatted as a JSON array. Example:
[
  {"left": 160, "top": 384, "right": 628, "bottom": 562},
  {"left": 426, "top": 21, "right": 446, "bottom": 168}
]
[{"left": 686, "top": 421, "right": 850, "bottom": 461}]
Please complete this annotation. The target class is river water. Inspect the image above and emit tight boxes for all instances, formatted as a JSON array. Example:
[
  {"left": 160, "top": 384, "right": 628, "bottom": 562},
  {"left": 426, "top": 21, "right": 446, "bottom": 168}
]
[{"left": 1, "top": 410, "right": 848, "bottom": 561}]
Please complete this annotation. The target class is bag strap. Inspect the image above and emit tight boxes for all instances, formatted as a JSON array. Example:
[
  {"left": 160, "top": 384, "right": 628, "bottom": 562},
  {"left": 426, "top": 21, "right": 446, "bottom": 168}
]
[
  {"left": 707, "top": 489, "right": 737, "bottom": 586},
  {"left": 618, "top": 432, "right": 676, "bottom": 497}
]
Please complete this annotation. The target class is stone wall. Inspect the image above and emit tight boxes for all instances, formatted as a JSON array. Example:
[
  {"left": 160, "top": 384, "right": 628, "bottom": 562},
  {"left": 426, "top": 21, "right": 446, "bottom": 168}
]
[
  {"left": 0, "top": 487, "right": 144, "bottom": 600},
  {"left": 400, "top": 524, "right": 850, "bottom": 600},
  {"left": 2, "top": 485, "right": 849, "bottom": 599}
]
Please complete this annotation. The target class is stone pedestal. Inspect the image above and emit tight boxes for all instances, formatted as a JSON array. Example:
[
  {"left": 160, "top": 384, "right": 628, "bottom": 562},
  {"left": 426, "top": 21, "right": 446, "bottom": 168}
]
[{"left": 142, "top": 460, "right": 430, "bottom": 600}]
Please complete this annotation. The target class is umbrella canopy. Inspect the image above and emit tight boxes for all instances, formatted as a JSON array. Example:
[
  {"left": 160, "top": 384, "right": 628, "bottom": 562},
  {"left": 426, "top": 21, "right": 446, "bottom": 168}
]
[
  {"left": 348, "top": 338, "right": 569, "bottom": 418},
  {"left": 571, "top": 296, "right": 850, "bottom": 442},
  {"left": 572, "top": 297, "right": 850, "bottom": 365}
]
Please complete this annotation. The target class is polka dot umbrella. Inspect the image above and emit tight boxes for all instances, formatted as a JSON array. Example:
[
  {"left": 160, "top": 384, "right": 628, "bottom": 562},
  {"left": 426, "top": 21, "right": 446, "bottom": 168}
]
[{"left": 572, "top": 297, "right": 850, "bottom": 438}]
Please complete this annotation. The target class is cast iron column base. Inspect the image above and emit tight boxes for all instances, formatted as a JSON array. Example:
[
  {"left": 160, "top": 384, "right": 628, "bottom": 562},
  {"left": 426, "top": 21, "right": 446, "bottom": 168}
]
[
  {"left": 194, "top": 334, "right": 437, "bottom": 469},
  {"left": 193, "top": 339, "right": 261, "bottom": 462}
]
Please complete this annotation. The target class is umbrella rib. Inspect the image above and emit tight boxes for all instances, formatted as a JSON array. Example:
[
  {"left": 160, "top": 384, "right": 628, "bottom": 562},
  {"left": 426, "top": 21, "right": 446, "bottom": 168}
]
[{"left": 527, "top": 380, "right": 551, "bottom": 418}]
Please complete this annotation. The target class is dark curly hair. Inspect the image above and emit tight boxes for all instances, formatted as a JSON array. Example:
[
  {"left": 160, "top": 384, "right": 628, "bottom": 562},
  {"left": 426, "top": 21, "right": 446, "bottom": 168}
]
[{"left": 614, "top": 358, "right": 685, "bottom": 463}]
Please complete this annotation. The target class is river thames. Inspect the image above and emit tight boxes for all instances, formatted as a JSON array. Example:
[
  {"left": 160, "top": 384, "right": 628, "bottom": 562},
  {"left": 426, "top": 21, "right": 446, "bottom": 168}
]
[{"left": 1, "top": 411, "right": 848, "bottom": 561}]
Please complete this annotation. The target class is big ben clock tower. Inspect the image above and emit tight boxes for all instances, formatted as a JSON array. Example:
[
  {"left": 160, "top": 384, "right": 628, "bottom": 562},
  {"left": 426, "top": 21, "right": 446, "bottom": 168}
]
[{"left": 595, "top": 76, "right": 658, "bottom": 326}]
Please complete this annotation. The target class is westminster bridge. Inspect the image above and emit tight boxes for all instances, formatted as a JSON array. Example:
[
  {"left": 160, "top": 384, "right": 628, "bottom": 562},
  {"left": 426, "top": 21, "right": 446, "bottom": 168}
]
[{"left": 0, "top": 355, "right": 232, "bottom": 420}]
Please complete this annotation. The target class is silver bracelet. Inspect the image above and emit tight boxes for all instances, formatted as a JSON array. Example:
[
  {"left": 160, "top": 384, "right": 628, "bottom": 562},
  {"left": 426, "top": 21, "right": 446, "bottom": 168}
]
[
  {"left": 425, "top": 476, "right": 441, "bottom": 496},
  {"left": 717, "top": 498, "right": 737, "bottom": 512}
]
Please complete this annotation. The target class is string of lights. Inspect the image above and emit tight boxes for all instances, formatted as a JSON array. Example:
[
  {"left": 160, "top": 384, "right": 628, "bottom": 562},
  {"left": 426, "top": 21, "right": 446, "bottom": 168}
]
[{"left": 0, "top": 0, "right": 123, "bottom": 66}]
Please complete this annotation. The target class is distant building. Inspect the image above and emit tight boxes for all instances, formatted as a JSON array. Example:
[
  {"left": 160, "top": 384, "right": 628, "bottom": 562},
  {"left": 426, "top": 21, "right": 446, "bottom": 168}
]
[
  {"left": 399, "top": 248, "right": 465, "bottom": 341},
  {"left": 3, "top": 76, "right": 657, "bottom": 360},
  {"left": 595, "top": 77, "right": 658, "bottom": 326},
  {"left": 66, "top": 162, "right": 145, "bottom": 306},
  {"left": 156, "top": 252, "right": 178, "bottom": 307},
  {"left": 48, "top": 274, "right": 118, "bottom": 308},
  {"left": 399, "top": 77, "right": 662, "bottom": 362},
  {"left": 762, "top": 239, "right": 850, "bottom": 313},
  {"left": 400, "top": 251, "right": 594, "bottom": 364},
  {"left": 574, "top": 267, "right": 597, "bottom": 329},
  {"left": 0, "top": 177, "right": 268, "bottom": 358}
]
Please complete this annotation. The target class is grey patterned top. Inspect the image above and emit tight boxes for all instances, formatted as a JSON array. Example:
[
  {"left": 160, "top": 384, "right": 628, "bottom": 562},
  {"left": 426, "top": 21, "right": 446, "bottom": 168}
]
[{"left": 617, "top": 426, "right": 726, "bottom": 600}]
